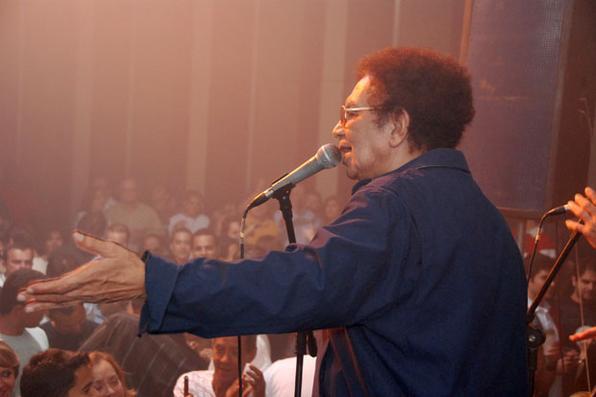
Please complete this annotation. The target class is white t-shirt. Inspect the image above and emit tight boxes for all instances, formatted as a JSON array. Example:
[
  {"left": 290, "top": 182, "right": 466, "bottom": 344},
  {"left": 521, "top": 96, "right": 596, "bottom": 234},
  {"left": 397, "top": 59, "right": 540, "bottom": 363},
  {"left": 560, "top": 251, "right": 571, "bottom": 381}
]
[{"left": 264, "top": 356, "right": 316, "bottom": 397}]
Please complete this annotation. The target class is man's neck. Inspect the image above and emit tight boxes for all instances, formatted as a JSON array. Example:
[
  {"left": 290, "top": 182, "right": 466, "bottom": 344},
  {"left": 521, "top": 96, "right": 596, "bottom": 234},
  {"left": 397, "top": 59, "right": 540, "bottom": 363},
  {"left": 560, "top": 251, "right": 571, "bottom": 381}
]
[{"left": 0, "top": 313, "right": 25, "bottom": 336}]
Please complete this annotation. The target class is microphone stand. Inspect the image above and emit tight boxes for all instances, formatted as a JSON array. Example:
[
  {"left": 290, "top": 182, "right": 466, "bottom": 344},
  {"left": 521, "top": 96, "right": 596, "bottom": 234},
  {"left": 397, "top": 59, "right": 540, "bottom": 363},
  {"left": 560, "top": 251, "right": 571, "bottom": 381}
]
[
  {"left": 526, "top": 230, "right": 582, "bottom": 397},
  {"left": 272, "top": 184, "right": 317, "bottom": 397}
]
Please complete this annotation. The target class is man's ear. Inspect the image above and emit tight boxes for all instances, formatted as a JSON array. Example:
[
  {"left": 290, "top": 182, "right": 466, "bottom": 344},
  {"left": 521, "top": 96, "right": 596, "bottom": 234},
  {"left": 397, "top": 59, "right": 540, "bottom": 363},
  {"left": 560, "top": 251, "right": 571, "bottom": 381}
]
[{"left": 387, "top": 110, "right": 410, "bottom": 148}]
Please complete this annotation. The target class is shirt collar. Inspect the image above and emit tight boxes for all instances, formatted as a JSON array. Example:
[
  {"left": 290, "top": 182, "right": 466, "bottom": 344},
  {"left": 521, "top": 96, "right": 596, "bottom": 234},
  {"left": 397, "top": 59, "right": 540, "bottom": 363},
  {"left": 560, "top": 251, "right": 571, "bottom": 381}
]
[{"left": 351, "top": 148, "right": 470, "bottom": 194}]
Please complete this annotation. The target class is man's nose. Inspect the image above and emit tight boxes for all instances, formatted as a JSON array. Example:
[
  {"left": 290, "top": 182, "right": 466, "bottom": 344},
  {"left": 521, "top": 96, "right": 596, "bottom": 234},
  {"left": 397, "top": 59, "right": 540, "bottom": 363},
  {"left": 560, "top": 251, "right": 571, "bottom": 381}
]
[{"left": 332, "top": 122, "right": 344, "bottom": 139}]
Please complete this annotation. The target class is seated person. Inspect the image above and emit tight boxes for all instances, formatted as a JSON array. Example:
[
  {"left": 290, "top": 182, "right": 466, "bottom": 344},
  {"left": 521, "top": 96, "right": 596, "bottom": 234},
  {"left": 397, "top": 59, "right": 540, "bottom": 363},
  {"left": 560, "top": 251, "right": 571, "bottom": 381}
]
[
  {"left": 264, "top": 355, "right": 316, "bottom": 397},
  {"left": 80, "top": 299, "right": 206, "bottom": 397},
  {"left": 168, "top": 190, "right": 210, "bottom": 235},
  {"left": 0, "top": 269, "right": 47, "bottom": 394},
  {"left": 89, "top": 351, "right": 135, "bottom": 397},
  {"left": 40, "top": 304, "right": 97, "bottom": 351},
  {"left": 173, "top": 336, "right": 265, "bottom": 397},
  {"left": 0, "top": 341, "right": 19, "bottom": 397},
  {"left": 168, "top": 228, "right": 192, "bottom": 265},
  {"left": 20, "top": 349, "right": 94, "bottom": 397}
]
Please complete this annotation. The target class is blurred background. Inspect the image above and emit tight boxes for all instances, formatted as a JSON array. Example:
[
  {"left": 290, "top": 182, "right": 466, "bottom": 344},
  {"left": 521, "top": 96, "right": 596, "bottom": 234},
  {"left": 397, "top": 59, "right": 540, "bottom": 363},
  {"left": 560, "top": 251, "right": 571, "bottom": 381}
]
[{"left": 0, "top": 0, "right": 594, "bottom": 251}]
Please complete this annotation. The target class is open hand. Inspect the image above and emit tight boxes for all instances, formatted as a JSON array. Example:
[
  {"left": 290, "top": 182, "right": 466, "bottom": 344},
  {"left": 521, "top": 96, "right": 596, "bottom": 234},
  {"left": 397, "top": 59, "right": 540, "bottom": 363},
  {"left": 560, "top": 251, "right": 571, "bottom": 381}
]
[{"left": 18, "top": 231, "right": 146, "bottom": 312}]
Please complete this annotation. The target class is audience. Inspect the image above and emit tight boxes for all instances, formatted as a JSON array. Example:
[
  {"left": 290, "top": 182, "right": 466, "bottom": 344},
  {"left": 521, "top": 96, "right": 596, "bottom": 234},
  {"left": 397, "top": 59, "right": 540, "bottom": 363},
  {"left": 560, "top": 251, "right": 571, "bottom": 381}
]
[{"left": 3, "top": 176, "right": 593, "bottom": 397}]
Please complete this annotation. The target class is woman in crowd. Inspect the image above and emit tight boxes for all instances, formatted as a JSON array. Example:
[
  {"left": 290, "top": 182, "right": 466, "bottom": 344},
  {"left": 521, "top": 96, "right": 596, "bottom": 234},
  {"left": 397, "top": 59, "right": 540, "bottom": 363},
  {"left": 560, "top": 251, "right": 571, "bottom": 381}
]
[
  {"left": 0, "top": 341, "right": 18, "bottom": 397},
  {"left": 90, "top": 351, "right": 136, "bottom": 397}
]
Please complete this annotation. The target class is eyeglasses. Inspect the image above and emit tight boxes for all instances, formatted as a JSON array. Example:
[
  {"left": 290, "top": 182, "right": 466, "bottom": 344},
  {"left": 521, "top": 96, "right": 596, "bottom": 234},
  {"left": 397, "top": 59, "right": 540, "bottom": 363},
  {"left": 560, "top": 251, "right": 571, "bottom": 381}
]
[{"left": 339, "top": 105, "right": 382, "bottom": 126}]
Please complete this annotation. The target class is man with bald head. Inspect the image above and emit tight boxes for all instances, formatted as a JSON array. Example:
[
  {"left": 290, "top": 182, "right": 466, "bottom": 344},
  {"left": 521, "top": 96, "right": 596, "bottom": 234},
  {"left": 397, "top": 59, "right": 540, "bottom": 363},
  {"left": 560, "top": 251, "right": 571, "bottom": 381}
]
[{"left": 21, "top": 48, "right": 527, "bottom": 396}]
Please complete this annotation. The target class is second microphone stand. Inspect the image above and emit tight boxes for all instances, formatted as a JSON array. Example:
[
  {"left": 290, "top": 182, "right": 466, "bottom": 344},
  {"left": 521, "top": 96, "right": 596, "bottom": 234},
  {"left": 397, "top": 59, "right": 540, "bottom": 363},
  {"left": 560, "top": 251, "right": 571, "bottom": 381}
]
[
  {"left": 526, "top": 230, "right": 582, "bottom": 397},
  {"left": 272, "top": 184, "right": 318, "bottom": 397}
]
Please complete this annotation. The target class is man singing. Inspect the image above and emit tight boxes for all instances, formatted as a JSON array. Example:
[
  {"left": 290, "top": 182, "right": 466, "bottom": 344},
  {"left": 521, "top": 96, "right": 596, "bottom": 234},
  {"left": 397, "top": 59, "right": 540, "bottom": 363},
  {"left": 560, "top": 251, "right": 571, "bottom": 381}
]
[{"left": 20, "top": 48, "right": 528, "bottom": 396}]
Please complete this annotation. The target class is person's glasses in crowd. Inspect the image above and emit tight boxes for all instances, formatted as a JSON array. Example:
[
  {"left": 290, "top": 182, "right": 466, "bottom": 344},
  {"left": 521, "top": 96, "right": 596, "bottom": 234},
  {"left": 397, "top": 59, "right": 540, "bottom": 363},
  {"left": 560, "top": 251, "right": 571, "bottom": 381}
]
[{"left": 339, "top": 105, "right": 382, "bottom": 127}]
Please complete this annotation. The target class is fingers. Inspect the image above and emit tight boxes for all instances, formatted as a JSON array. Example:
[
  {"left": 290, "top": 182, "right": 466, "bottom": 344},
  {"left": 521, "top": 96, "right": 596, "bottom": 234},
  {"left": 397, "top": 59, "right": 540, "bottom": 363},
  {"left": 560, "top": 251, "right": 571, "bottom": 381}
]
[
  {"left": 569, "top": 326, "right": 596, "bottom": 342},
  {"left": 566, "top": 196, "right": 594, "bottom": 223},
  {"left": 565, "top": 219, "right": 588, "bottom": 234},
  {"left": 585, "top": 186, "right": 595, "bottom": 203},
  {"left": 19, "top": 274, "right": 79, "bottom": 298},
  {"left": 72, "top": 231, "right": 123, "bottom": 258}
]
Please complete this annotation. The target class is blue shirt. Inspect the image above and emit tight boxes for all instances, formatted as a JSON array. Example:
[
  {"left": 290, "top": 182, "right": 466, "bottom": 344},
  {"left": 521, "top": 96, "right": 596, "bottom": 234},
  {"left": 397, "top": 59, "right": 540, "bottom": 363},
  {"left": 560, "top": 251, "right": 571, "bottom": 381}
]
[{"left": 140, "top": 148, "right": 528, "bottom": 396}]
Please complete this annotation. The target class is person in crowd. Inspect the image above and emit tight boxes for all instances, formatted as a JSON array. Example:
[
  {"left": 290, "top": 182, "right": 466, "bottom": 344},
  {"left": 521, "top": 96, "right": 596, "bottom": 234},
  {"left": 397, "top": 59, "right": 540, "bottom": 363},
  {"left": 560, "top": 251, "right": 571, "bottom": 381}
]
[
  {"left": 169, "top": 190, "right": 210, "bottom": 235},
  {"left": 150, "top": 184, "right": 177, "bottom": 228},
  {"left": 74, "top": 178, "right": 115, "bottom": 227},
  {"left": 42, "top": 229, "right": 64, "bottom": 261},
  {"left": 273, "top": 185, "right": 321, "bottom": 244},
  {"left": 89, "top": 351, "right": 136, "bottom": 397},
  {"left": 40, "top": 303, "right": 96, "bottom": 351},
  {"left": 141, "top": 233, "right": 165, "bottom": 257},
  {"left": 105, "top": 178, "right": 164, "bottom": 250},
  {"left": 219, "top": 215, "right": 242, "bottom": 260},
  {"left": 0, "top": 341, "right": 19, "bottom": 397},
  {"left": 210, "top": 203, "right": 237, "bottom": 238},
  {"left": 566, "top": 186, "right": 596, "bottom": 249},
  {"left": 104, "top": 224, "right": 130, "bottom": 248},
  {"left": 20, "top": 349, "right": 95, "bottom": 397},
  {"left": 76, "top": 212, "right": 108, "bottom": 245},
  {"left": 0, "top": 241, "right": 34, "bottom": 288},
  {"left": 0, "top": 269, "right": 47, "bottom": 394},
  {"left": 264, "top": 355, "right": 316, "bottom": 397},
  {"left": 21, "top": 47, "right": 528, "bottom": 396},
  {"left": 191, "top": 229, "right": 219, "bottom": 260},
  {"left": 527, "top": 254, "right": 575, "bottom": 397},
  {"left": 169, "top": 228, "right": 192, "bottom": 265},
  {"left": 79, "top": 299, "right": 207, "bottom": 397},
  {"left": 31, "top": 228, "right": 65, "bottom": 276},
  {"left": 173, "top": 336, "right": 265, "bottom": 397},
  {"left": 244, "top": 204, "right": 280, "bottom": 248},
  {"left": 558, "top": 259, "right": 596, "bottom": 395}
]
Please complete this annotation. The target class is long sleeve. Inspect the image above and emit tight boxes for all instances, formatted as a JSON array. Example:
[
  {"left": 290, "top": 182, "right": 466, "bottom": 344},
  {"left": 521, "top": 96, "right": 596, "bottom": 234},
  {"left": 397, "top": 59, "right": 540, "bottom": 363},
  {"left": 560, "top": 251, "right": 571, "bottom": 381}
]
[{"left": 140, "top": 185, "right": 410, "bottom": 338}]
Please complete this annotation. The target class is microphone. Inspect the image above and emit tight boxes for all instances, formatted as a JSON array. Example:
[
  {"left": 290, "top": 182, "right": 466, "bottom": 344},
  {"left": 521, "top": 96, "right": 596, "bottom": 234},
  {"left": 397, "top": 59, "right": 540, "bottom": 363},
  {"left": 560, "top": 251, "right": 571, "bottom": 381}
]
[
  {"left": 543, "top": 204, "right": 570, "bottom": 218},
  {"left": 247, "top": 144, "right": 341, "bottom": 210}
]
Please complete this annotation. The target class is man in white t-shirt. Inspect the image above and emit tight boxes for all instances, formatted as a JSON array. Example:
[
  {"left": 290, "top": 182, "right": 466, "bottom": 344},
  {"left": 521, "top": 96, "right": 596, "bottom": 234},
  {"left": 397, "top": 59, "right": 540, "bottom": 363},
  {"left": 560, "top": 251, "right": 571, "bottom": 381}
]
[
  {"left": 0, "top": 269, "right": 48, "bottom": 396},
  {"left": 174, "top": 335, "right": 265, "bottom": 397}
]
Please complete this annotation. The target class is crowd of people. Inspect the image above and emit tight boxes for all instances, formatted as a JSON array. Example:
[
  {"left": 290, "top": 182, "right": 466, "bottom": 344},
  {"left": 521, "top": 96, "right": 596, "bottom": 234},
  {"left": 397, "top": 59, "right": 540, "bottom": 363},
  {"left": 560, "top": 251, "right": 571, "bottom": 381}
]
[
  {"left": 1, "top": 179, "right": 593, "bottom": 397},
  {"left": 0, "top": 176, "right": 343, "bottom": 396}
]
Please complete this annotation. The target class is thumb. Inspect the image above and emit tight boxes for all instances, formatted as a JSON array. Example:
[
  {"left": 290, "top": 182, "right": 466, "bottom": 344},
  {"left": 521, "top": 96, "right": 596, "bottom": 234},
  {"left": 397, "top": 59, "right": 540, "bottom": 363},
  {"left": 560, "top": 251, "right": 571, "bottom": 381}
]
[{"left": 73, "top": 231, "right": 120, "bottom": 258}]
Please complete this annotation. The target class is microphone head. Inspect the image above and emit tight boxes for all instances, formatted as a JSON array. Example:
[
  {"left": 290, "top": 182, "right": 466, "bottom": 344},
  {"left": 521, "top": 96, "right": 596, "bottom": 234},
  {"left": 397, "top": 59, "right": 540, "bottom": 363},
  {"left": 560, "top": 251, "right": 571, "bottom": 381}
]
[{"left": 315, "top": 144, "right": 341, "bottom": 169}]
